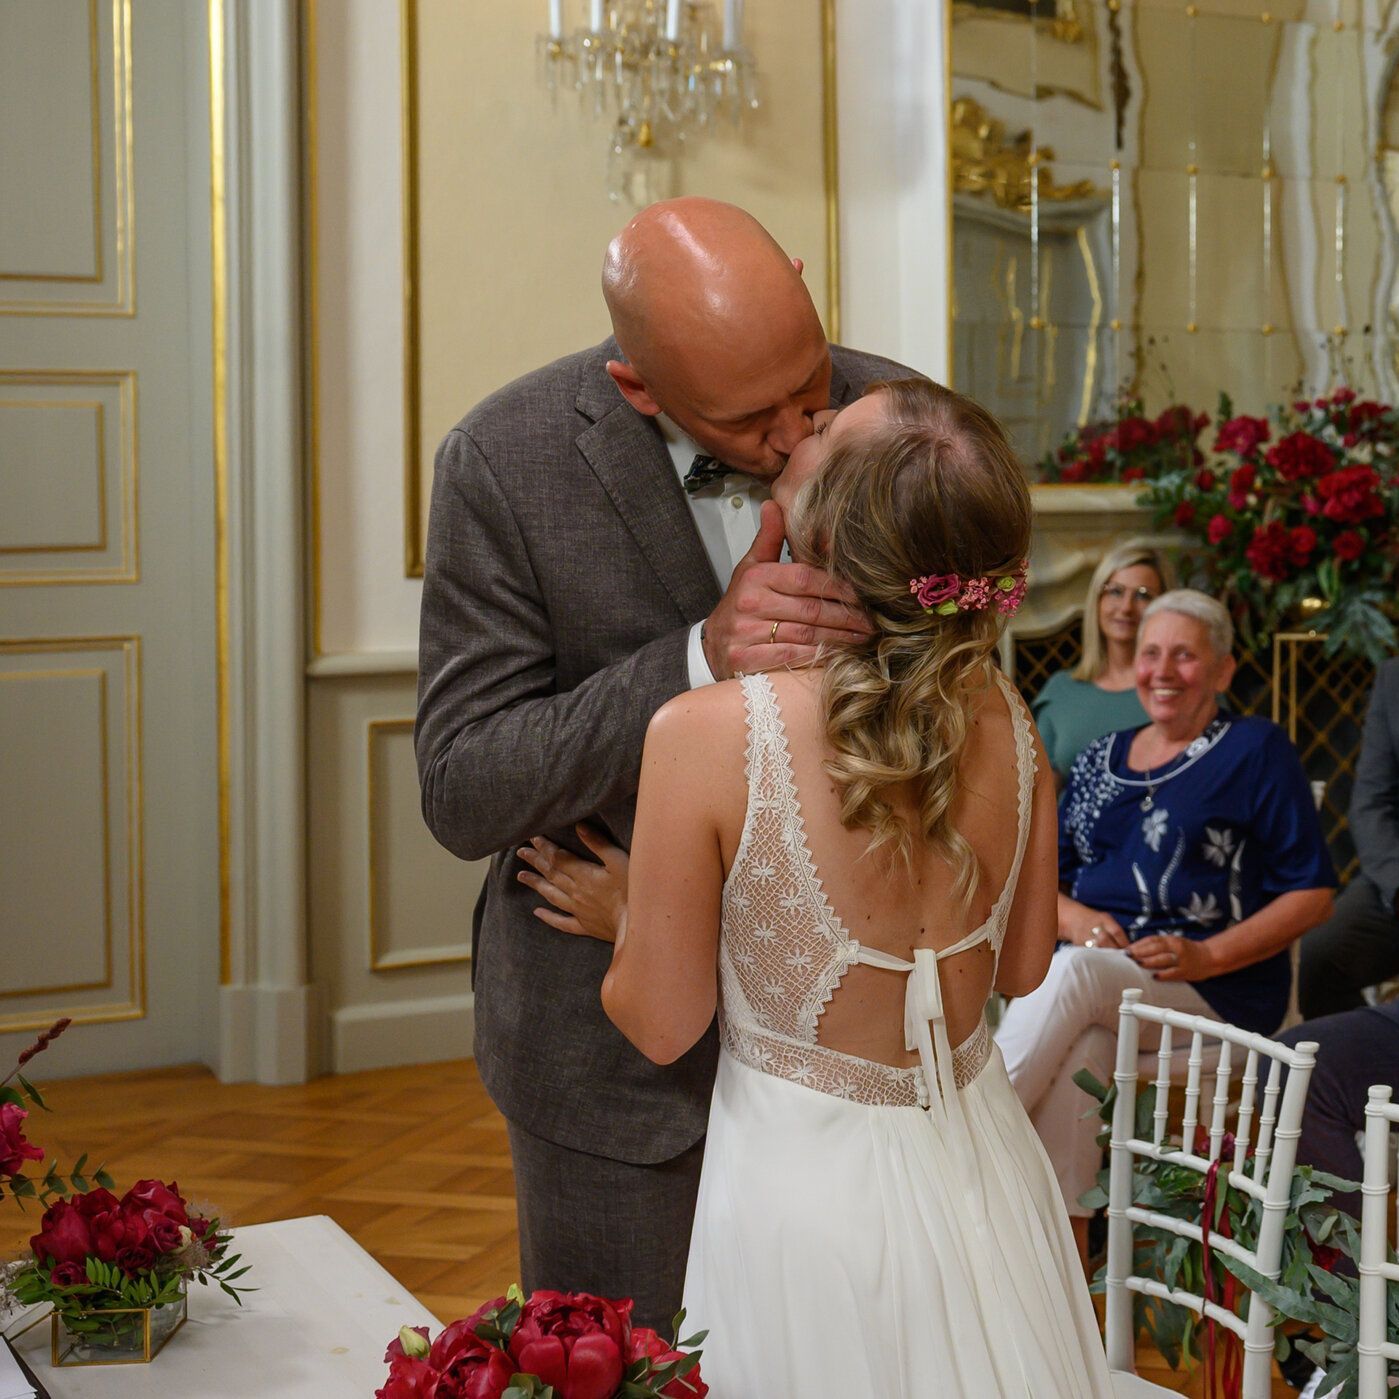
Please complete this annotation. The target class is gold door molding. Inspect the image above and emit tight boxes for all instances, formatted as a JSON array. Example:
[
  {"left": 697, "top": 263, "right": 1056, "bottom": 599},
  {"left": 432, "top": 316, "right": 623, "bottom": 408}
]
[
  {"left": 0, "top": 0, "right": 135, "bottom": 317},
  {"left": 0, "top": 635, "right": 144, "bottom": 1033},
  {"left": 0, "top": 369, "right": 138, "bottom": 585}
]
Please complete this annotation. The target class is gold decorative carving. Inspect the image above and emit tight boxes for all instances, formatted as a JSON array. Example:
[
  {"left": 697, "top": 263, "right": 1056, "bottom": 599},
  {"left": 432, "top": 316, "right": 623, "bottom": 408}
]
[
  {"left": 951, "top": 98, "right": 1100, "bottom": 212},
  {"left": 366, "top": 719, "right": 472, "bottom": 973},
  {"left": 0, "top": 636, "right": 144, "bottom": 1034},
  {"left": 0, "top": 0, "right": 135, "bottom": 317},
  {"left": 0, "top": 370, "right": 138, "bottom": 585}
]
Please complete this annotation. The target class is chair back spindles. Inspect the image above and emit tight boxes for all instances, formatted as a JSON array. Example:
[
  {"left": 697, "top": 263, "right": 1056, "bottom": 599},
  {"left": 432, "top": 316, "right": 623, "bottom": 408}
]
[
  {"left": 1233, "top": 1047, "right": 1259, "bottom": 1176},
  {"left": 1358, "top": 1083, "right": 1399, "bottom": 1398},
  {"left": 1153, "top": 1023, "right": 1173, "bottom": 1148},
  {"left": 1252, "top": 1056, "right": 1283, "bottom": 1185},
  {"left": 1208, "top": 1039, "right": 1233, "bottom": 1161},
  {"left": 1104, "top": 994, "right": 1319, "bottom": 1399}
]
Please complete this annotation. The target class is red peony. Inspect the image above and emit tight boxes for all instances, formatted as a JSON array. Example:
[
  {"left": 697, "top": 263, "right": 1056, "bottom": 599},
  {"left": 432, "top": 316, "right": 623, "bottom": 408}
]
[
  {"left": 1215, "top": 415, "right": 1271, "bottom": 457},
  {"left": 628, "top": 1328, "right": 709, "bottom": 1399},
  {"left": 376, "top": 1357, "right": 442, "bottom": 1399},
  {"left": 49, "top": 1261, "right": 86, "bottom": 1287},
  {"left": 1265, "top": 431, "right": 1334, "bottom": 481},
  {"left": 426, "top": 1319, "right": 515, "bottom": 1399},
  {"left": 1227, "top": 463, "right": 1257, "bottom": 509},
  {"left": 1245, "top": 522, "right": 1294, "bottom": 582},
  {"left": 1154, "top": 404, "right": 1207, "bottom": 440},
  {"left": 1329, "top": 387, "right": 1357, "bottom": 406},
  {"left": 509, "top": 1291, "right": 631, "bottom": 1399},
  {"left": 1315, "top": 465, "right": 1385, "bottom": 525},
  {"left": 1173, "top": 501, "right": 1196, "bottom": 526},
  {"left": 89, "top": 1204, "right": 151, "bottom": 1266},
  {"left": 1058, "top": 460, "right": 1089, "bottom": 483},
  {"left": 1333, "top": 529, "right": 1366, "bottom": 562},
  {"left": 1111, "top": 416, "right": 1156, "bottom": 454},
  {"left": 31, "top": 1199, "right": 94, "bottom": 1269},
  {"left": 1207, "top": 514, "right": 1234, "bottom": 545},
  {"left": 0, "top": 1104, "right": 44, "bottom": 1179},
  {"left": 1121, "top": 465, "right": 1147, "bottom": 482},
  {"left": 1288, "top": 525, "right": 1317, "bottom": 565}
]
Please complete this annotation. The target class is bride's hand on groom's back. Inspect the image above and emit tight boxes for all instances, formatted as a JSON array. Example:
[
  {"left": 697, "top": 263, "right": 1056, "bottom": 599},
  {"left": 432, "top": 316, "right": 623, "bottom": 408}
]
[
  {"left": 516, "top": 824, "right": 629, "bottom": 942},
  {"left": 701, "top": 501, "right": 873, "bottom": 681}
]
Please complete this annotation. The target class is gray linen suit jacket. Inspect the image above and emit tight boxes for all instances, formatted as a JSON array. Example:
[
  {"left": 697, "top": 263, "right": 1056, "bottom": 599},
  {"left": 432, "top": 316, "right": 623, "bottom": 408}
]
[
  {"left": 416, "top": 336, "right": 911, "bottom": 1164},
  {"left": 1351, "top": 656, "right": 1399, "bottom": 912}
]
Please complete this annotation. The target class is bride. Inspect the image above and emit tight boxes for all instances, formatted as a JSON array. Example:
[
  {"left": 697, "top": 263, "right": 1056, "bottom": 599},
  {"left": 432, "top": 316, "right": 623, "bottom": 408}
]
[{"left": 517, "top": 378, "right": 1114, "bottom": 1397}]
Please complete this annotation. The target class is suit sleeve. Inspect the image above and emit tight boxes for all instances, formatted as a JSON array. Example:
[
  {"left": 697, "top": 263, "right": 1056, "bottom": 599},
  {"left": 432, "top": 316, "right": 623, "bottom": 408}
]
[
  {"left": 415, "top": 427, "right": 691, "bottom": 862},
  {"left": 1350, "top": 661, "right": 1399, "bottom": 910}
]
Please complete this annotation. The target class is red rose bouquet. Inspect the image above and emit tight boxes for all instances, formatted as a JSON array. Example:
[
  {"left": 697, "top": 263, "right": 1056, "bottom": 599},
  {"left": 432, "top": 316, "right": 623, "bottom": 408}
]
[
  {"left": 7, "top": 1177, "right": 250, "bottom": 1341},
  {"left": 378, "top": 1287, "right": 707, "bottom": 1399},
  {"left": 1139, "top": 389, "right": 1399, "bottom": 661},
  {"left": 1038, "top": 397, "right": 1209, "bottom": 485}
]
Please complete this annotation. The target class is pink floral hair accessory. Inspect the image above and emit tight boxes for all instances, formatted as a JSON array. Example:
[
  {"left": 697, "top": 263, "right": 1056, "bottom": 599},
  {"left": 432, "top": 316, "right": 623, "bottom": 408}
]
[{"left": 908, "top": 562, "right": 1029, "bottom": 618}]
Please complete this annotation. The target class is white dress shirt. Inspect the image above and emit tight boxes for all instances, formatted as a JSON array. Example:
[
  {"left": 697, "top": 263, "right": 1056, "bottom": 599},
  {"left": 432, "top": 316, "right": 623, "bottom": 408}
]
[{"left": 655, "top": 414, "right": 769, "bottom": 688}]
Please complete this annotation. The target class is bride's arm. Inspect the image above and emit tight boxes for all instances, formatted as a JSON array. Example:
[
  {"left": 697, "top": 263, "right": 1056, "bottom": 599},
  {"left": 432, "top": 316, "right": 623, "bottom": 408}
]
[
  {"left": 994, "top": 722, "right": 1060, "bottom": 998},
  {"left": 600, "top": 689, "right": 739, "bottom": 1063}
]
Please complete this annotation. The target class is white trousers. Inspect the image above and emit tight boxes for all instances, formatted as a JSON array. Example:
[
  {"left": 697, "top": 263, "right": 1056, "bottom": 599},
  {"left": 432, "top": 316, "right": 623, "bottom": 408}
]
[{"left": 995, "top": 947, "right": 1219, "bottom": 1217}]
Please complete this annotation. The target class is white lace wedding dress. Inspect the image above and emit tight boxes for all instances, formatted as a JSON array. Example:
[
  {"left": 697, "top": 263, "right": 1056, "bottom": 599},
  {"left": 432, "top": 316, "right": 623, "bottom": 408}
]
[{"left": 682, "top": 672, "right": 1115, "bottom": 1398}]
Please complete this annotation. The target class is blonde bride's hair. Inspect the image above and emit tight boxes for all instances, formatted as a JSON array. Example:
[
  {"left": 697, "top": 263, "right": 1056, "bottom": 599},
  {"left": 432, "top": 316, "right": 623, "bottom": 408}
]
[{"left": 786, "top": 378, "right": 1032, "bottom": 905}]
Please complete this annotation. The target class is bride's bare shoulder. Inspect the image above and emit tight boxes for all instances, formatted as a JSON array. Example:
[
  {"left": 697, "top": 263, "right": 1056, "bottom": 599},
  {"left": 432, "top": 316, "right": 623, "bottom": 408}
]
[{"left": 645, "top": 677, "right": 750, "bottom": 753}]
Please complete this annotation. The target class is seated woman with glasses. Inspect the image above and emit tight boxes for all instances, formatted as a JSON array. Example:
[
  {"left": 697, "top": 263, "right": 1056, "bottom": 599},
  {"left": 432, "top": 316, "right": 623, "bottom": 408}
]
[
  {"left": 1031, "top": 540, "right": 1175, "bottom": 782},
  {"left": 998, "top": 589, "right": 1335, "bottom": 1268}
]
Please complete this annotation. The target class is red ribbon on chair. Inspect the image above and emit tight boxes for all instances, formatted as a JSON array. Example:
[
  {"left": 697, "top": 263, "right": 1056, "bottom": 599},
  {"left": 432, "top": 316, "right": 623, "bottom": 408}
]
[{"left": 1198, "top": 1130, "right": 1243, "bottom": 1399}]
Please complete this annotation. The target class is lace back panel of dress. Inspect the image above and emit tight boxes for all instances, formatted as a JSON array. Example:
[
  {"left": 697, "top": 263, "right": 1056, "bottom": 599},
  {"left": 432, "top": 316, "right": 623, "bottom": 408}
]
[{"left": 717, "top": 673, "right": 1035, "bottom": 1107}]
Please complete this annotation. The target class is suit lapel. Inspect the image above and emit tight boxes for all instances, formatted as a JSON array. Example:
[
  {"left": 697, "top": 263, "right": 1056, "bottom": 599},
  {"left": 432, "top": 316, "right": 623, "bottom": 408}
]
[{"left": 575, "top": 352, "right": 720, "bottom": 622}]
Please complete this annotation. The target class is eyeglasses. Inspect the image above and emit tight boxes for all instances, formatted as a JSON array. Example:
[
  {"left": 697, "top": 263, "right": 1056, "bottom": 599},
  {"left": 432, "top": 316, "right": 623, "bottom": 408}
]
[{"left": 1101, "top": 584, "right": 1159, "bottom": 605}]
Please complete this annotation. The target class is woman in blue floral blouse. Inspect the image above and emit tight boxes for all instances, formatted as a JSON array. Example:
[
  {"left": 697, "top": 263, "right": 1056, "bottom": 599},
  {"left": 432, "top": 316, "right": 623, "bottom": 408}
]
[{"left": 996, "top": 589, "right": 1335, "bottom": 1267}]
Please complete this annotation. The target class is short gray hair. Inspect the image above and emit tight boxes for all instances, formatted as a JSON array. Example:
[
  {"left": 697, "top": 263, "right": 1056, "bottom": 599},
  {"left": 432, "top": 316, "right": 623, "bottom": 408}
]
[{"left": 1140, "top": 588, "right": 1234, "bottom": 657}]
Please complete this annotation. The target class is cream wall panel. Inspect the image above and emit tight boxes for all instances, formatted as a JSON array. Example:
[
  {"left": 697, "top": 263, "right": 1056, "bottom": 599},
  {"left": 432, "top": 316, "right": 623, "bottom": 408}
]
[
  {"left": 0, "top": 370, "right": 137, "bottom": 582},
  {"left": 0, "top": 0, "right": 100, "bottom": 281},
  {"left": 367, "top": 719, "right": 478, "bottom": 971},
  {"left": 311, "top": 0, "right": 831, "bottom": 654},
  {"left": 308, "top": 672, "right": 476, "bottom": 1073},
  {"left": 0, "top": 637, "right": 141, "bottom": 1028},
  {"left": 0, "top": 0, "right": 134, "bottom": 316}
]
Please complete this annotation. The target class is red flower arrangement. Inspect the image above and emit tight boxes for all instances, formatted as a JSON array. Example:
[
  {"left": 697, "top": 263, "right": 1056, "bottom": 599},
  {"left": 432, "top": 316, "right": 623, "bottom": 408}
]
[
  {"left": 1139, "top": 388, "right": 1399, "bottom": 662},
  {"left": 1038, "top": 398, "right": 1209, "bottom": 485},
  {"left": 378, "top": 1288, "right": 707, "bottom": 1399}
]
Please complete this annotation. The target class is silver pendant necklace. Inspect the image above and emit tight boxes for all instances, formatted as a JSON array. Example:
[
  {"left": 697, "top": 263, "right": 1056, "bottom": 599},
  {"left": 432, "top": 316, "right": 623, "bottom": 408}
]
[{"left": 1113, "top": 721, "right": 1227, "bottom": 813}]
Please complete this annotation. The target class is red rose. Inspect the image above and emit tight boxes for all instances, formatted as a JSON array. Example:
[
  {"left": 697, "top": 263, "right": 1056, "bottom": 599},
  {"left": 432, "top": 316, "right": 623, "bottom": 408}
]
[
  {"left": 1111, "top": 416, "right": 1156, "bottom": 454},
  {"left": 1288, "top": 525, "right": 1317, "bottom": 565},
  {"left": 1266, "top": 431, "right": 1334, "bottom": 481},
  {"left": 1315, "top": 465, "right": 1385, "bottom": 525},
  {"left": 1349, "top": 400, "right": 1386, "bottom": 428},
  {"left": 1330, "top": 386, "right": 1357, "bottom": 405},
  {"left": 115, "top": 1242, "right": 157, "bottom": 1277},
  {"left": 1121, "top": 465, "right": 1147, "bottom": 482},
  {"left": 122, "top": 1179, "right": 189, "bottom": 1226},
  {"left": 1195, "top": 469, "right": 1216, "bottom": 491},
  {"left": 147, "top": 1216, "right": 184, "bottom": 1254},
  {"left": 1086, "top": 435, "right": 1109, "bottom": 469},
  {"left": 1154, "top": 404, "right": 1207, "bottom": 440},
  {"left": 1333, "top": 529, "right": 1366, "bottom": 562},
  {"left": 50, "top": 1261, "right": 86, "bottom": 1287},
  {"left": 627, "top": 1328, "right": 709, "bottom": 1399},
  {"left": 1245, "top": 522, "right": 1294, "bottom": 581},
  {"left": 0, "top": 1104, "right": 44, "bottom": 1179},
  {"left": 1058, "top": 460, "right": 1089, "bottom": 483},
  {"left": 1173, "top": 501, "right": 1196, "bottom": 526},
  {"left": 510, "top": 1292, "right": 630, "bottom": 1399},
  {"left": 375, "top": 1357, "right": 442, "bottom": 1399},
  {"left": 1214, "top": 415, "right": 1271, "bottom": 457},
  {"left": 1207, "top": 514, "right": 1234, "bottom": 545},
  {"left": 913, "top": 574, "right": 960, "bottom": 609},
  {"left": 31, "top": 1200, "right": 94, "bottom": 1269}
]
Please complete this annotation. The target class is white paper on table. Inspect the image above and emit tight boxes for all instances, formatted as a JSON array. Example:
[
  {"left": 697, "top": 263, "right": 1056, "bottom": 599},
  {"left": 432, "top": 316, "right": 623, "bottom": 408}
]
[{"left": 0, "top": 1339, "right": 36, "bottom": 1399}]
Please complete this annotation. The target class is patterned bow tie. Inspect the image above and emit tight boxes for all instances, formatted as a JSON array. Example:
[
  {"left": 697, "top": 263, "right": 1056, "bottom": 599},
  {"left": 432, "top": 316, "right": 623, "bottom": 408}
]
[{"left": 683, "top": 454, "right": 734, "bottom": 495}]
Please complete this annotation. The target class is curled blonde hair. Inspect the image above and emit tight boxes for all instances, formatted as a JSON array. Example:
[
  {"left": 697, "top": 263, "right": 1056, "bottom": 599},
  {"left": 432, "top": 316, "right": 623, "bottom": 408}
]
[{"left": 787, "top": 379, "right": 1032, "bottom": 905}]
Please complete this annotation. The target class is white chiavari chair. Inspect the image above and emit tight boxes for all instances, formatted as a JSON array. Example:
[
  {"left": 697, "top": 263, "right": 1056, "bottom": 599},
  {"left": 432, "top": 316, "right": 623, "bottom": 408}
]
[
  {"left": 1105, "top": 988, "right": 1319, "bottom": 1398},
  {"left": 1359, "top": 1084, "right": 1399, "bottom": 1397}
]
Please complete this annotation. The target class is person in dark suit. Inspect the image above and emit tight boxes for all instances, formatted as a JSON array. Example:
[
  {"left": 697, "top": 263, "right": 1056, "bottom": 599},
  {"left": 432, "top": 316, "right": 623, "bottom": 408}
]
[
  {"left": 1298, "top": 657, "right": 1399, "bottom": 1017},
  {"left": 414, "top": 197, "right": 910, "bottom": 1328}
]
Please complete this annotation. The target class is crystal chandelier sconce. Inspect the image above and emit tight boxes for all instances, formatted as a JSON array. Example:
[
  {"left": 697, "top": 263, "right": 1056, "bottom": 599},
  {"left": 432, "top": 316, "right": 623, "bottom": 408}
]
[{"left": 538, "top": 1, "right": 760, "bottom": 203}]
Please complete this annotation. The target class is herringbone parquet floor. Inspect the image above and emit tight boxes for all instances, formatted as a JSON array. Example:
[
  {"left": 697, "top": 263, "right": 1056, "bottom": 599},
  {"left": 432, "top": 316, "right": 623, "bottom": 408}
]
[{"left": 1, "top": 1060, "right": 1295, "bottom": 1396}]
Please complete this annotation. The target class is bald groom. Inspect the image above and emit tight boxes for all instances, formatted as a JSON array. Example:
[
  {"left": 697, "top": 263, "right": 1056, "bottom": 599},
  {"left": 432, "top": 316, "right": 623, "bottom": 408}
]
[{"left": 415, "top": 198, "right": 910, "bottom": 1327}]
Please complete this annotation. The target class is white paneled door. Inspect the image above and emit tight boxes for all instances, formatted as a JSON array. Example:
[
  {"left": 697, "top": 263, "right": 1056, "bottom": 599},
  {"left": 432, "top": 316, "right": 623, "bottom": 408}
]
[{"left": 0, "top": 0, "right": 220, "bottom": 1075}]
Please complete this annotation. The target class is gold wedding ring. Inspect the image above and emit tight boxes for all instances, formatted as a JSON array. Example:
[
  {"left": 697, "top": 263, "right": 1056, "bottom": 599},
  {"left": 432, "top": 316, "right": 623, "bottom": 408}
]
[{"left": 769, "top": 619, "right": 780, "bottom": 645}]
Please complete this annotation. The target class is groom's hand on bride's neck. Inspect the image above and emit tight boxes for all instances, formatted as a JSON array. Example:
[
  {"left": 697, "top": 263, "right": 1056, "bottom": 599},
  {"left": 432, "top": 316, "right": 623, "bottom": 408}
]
[{"left": 701, "top": 500, "right": 873, "bottom": 681}]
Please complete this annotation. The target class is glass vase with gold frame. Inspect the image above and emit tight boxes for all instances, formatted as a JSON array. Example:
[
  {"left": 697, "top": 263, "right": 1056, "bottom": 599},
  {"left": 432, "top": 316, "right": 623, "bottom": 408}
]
[{"left": 50, "top": 1279, "right": 188, "bottom": 1367}]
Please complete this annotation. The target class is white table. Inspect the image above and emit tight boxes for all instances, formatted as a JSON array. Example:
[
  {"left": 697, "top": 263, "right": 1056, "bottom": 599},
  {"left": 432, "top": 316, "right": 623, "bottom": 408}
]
[{"left": 9, "top": 1215, "right": 440, "bottom": 1396}]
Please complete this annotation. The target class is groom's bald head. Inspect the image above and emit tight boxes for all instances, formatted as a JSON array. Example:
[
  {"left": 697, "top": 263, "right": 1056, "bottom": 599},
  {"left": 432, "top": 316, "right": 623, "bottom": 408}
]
[{"left": 601, "top": 198, "right": 831, "bottom": 477}]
